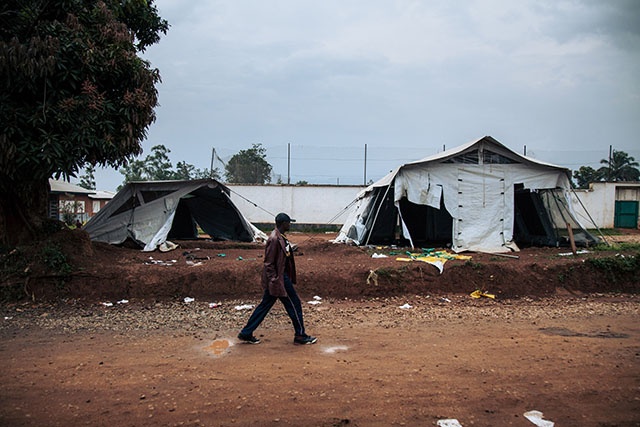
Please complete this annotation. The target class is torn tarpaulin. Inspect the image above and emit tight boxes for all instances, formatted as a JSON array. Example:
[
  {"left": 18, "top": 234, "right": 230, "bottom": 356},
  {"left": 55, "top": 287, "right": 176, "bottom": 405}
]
[{"left": 395, "top": 249, "right": 471, "bottom": 274}]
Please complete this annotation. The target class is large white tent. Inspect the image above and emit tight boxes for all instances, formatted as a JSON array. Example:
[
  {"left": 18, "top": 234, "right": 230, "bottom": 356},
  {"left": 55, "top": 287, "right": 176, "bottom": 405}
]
[
  {"left": 336, "top": 136, "right": 597, "bottom": 253},
  {"left": 84, "top": 179, "right": 266, "bottom": 251}
]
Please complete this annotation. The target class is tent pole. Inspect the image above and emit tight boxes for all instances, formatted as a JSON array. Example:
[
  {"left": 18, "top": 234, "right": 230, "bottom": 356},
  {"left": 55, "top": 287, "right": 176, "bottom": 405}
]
[{"left": 570, "top": 187, "right": 609, "bottom": 246}]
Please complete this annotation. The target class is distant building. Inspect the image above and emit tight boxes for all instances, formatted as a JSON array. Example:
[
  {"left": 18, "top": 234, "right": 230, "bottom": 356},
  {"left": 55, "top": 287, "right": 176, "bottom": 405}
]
[
  {"left": 48, "top": 179, "right": 114, "bottom": 224},
  {"left": 89, "top": 190, "right": 116, "bottom": 217},
  {"left": 572, "top": 182, "right": 640, "bottom": 229}
]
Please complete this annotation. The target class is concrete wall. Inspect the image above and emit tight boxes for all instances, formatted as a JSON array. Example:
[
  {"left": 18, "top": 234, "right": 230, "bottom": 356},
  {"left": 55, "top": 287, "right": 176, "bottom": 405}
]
[
  {"left": 227, "top": 182, "right": 640, "bottom": 230},
  {"left": 228, "top": 184, "right": 365, "bottom": 226},
  {"left": 571, "top": 182, "right": 640, "bottom": 229}
]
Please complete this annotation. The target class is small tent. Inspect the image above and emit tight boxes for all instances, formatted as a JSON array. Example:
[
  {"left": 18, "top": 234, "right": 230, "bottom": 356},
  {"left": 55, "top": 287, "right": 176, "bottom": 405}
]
[
  {"left": 336, "top": 136, "right": 597, "bottom": 253},
  {"left": 84, "top": 179, "right": 266, "bottom": 251}
]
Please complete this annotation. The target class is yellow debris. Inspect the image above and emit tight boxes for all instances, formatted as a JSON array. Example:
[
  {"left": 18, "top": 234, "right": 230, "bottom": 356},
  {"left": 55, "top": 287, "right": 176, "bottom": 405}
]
[{"left": 470, "top": 290, "right": 496, "bottom": 299}]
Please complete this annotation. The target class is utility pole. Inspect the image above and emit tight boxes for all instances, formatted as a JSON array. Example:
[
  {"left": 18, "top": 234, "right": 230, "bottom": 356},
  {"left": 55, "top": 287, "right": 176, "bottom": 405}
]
[
  {"left": 608, "top": 145, "right": 613, "bottom": 181},
  {"left": 523, "top": 145, "right": 527, "bottom": 156},
  {"left": 363, "top": 143, "right": 367, "bottom": 185},
  {"left": 210, "top": 147, "right": 215, "bottom": 178},
  {"left": 287, "top": 143, "right": 291, "bottom": 185}
]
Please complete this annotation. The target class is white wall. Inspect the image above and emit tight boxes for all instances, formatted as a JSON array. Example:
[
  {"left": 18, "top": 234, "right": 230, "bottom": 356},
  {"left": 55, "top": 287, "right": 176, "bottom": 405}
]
[
  {"left": 228, "top": 182, "right": 640, "bottom": 229},
  {"left": 571, "top": 182, "right": 640, "bottom": 229},
  {"left": 228, "top": 184, "right": 365, "bottom": 225}
]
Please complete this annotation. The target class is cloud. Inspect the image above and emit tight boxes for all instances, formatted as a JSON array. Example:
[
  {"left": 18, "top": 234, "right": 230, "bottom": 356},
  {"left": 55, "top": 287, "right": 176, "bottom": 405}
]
[{"left": 88, "top": 0, "right": 640, "bottom": 190}]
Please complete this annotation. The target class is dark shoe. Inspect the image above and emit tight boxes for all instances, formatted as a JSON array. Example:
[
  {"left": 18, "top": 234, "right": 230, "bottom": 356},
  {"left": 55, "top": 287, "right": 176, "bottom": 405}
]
[
  {"left": 237, "top": 333, "right": 261, "bottom": 344},
  {"left": 294, "top": 335, "right": 317, "bottom": 345}
]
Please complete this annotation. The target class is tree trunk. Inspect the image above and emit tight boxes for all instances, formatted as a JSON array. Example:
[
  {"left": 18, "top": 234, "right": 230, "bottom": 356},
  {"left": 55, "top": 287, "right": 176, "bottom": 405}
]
[{"left": 0, "top": 178, "right": 50, "bottom": 248}]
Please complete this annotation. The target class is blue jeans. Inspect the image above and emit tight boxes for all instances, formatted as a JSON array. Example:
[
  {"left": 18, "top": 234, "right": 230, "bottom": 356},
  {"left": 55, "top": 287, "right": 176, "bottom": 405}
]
[{"left": 240, "top": 274, "right": 306, "bottom": 337}]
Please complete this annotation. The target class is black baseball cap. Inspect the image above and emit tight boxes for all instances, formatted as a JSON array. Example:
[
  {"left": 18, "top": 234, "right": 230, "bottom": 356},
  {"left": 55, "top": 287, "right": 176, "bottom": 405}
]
[{"left": 275, "top": 212, "right": 295, "bottom": 224}]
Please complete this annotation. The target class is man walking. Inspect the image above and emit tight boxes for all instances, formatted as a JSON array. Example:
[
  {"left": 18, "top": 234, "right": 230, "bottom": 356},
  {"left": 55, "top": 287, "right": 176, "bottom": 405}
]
[{"left": 238, "top": 212, "right": 317, "bottom": 345}]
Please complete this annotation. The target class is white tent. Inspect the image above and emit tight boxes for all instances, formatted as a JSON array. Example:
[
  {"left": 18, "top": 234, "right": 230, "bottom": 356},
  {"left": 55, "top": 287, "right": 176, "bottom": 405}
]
[
  {"left": 336, "top": 136, "right": 597, "bottom": 253},
  {"left": 84, "top": 179, "right": 266, "bottom": 251}
]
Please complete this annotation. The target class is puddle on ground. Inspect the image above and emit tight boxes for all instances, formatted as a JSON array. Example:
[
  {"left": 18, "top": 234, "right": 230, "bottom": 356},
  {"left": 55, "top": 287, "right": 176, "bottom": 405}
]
[
  {"left": 322, "top": 345, "right": 349, "bottom": 354},
  {"left": 539, "top": 327, "right": 629, "bottom": 339},
  {"left": 204, "top": 339, "right": 232, "bottom": 356}
]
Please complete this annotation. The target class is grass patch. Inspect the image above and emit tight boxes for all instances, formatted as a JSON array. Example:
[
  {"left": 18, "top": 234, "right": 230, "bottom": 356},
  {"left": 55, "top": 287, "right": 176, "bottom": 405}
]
[
  {"left": 592, "top": 242, "right": 640, "bottom": 252},
  {"left": 585, "top": 253, "right": 639, "bottom": 285},
  {"left": 464, "top": 260, "right": 483, "bottom": 270},
  {"left": 586, "top": 254, "right": 639, "bottom": 273},
  {"left": 589, "top": 228, "right": 624, "bottom": 236}
]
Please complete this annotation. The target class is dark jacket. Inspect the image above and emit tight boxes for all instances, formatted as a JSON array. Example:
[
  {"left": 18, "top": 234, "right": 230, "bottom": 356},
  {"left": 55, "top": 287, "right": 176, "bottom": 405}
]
[{"left": 261, "top": 228, "right": 297, "bottom": 297}]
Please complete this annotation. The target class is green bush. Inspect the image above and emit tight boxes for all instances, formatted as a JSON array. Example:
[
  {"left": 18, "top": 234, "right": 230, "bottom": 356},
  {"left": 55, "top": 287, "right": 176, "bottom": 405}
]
[
  {"left": 586, "top": 254, "right": 639, "bottom": 273},
  {"left": 592, "top": 242, "right": 640, "bottom": 252},
  {"left": 40, "top": 243, "right": 72, "bottom": 276}
]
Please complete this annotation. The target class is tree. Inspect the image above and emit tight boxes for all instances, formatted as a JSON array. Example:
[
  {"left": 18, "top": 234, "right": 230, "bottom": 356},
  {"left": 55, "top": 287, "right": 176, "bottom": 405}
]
[
  {"left": 572, "top": 166, "right": 601, "bottom": 189},
  {"left": 175, "top": 162, "right": 221, "bottom": 181},
  {"left": 143, "top": 144, "right": 174, "bottom": 180},
  {"left": 78, "top": 165, "right": 97, "bottom": 190},
  {"left": 119, "top": 144, "right": 219, "bottom": 185},
  {"left": 225, "top": 144, "right": 273, "bottom": 184},
  {"left": 598, "top": 150, "right": 640, "bottom": 182},
  {"left": 119, "top": 159, "right": 146, "bottom": 185},
  {"left": 0, "top": 0, "right": 168, "bottom": 246},
  {"left": 173, "top": 161, "right": 196, "bottom": 181}
]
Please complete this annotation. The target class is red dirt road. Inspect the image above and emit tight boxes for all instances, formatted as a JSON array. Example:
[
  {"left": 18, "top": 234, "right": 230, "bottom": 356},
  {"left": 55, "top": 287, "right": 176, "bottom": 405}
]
[
  {"left": 1, "top": 230, "right": 639, "bottom": 426},
  {"left": 1, "top": 296, "right": 638, "bottom": 426}
]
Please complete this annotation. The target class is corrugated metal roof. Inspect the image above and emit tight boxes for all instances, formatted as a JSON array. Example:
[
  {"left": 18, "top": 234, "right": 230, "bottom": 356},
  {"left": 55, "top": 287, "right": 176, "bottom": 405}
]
[
  {"left": 88, "top": 190, "right": 116, "bottom": 199},
  {"left": 49, "top": 179, "right": 95, "bottom": 195}
]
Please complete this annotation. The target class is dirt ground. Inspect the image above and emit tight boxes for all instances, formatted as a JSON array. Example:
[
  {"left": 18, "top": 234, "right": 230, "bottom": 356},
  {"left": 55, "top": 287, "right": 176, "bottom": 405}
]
[{"left": 1, "top": 229, "right": 639, "bottom": 426}]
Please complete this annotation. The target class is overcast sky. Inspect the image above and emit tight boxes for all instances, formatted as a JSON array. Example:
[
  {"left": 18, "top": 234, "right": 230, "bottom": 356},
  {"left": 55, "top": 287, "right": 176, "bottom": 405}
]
[{"left": 91, "top": 0, "right": 640, "bottom": 190}]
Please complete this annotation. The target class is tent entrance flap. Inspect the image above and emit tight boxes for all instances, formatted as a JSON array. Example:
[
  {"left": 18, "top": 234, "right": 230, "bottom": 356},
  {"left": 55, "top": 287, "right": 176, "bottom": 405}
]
[
  {"left": 398, "top": 197, "right": 452, "bottom": 246},
  {"left": 168, "top": 200, "right": 198, "bottom": 239},
  {"left": 168, "top": 187, "right": 254, "bottom": 242},
  {"left": 513, "top": 188, "right": 557, "bottom": 247},
  {"left": 364, "top": 186, "right": 397, "bottom": 245},
  {"left": 539, "top": 189, "right": 599, "bottom": 247}
]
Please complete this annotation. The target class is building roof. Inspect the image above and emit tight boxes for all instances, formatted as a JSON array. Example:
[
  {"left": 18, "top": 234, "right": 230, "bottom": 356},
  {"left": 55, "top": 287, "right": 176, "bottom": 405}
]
[
  {"left": 88, "top": 190, "right": 116, "bottom": 200},
  {"left": 49, "top": 179, "right": 95, "bottom": 195}
]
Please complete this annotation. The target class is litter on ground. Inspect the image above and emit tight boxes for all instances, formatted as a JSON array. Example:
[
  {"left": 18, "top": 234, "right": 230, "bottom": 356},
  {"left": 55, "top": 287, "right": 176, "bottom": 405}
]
[
  {"left": 366, "top": 269, "right": 379, "bottom": 286},
  {"left": 524, "top": 410, "right": 554, "bottom": 427},
  {"left": 371, "top": 253, "right": 388, "bottom": 258},
  {"left": 234, "top": 304, "right": 255, "bottom": 310},
  {"left": 395, "top": 249, "right": 471, "bottom": 274},
  {"left": 158, "top": 241, "right": 178, "bottom": 252},
  {"left": 470, "top": 290, "right": 496, "bottom": 299},
  {"left": 558, "top": 250, "right": 590, "bottom": 256},
  {"left": 399, "top": 303, "right": 412, "bottom": 309},
  {"left": 437, "top": 420, "right": 463, "bottom": 427},
  {"left": 183, "top": 297, "right": 195, "bottom": 303},
  {"left": 144, "top": 257, "right": 177, "bottom": 266}
]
